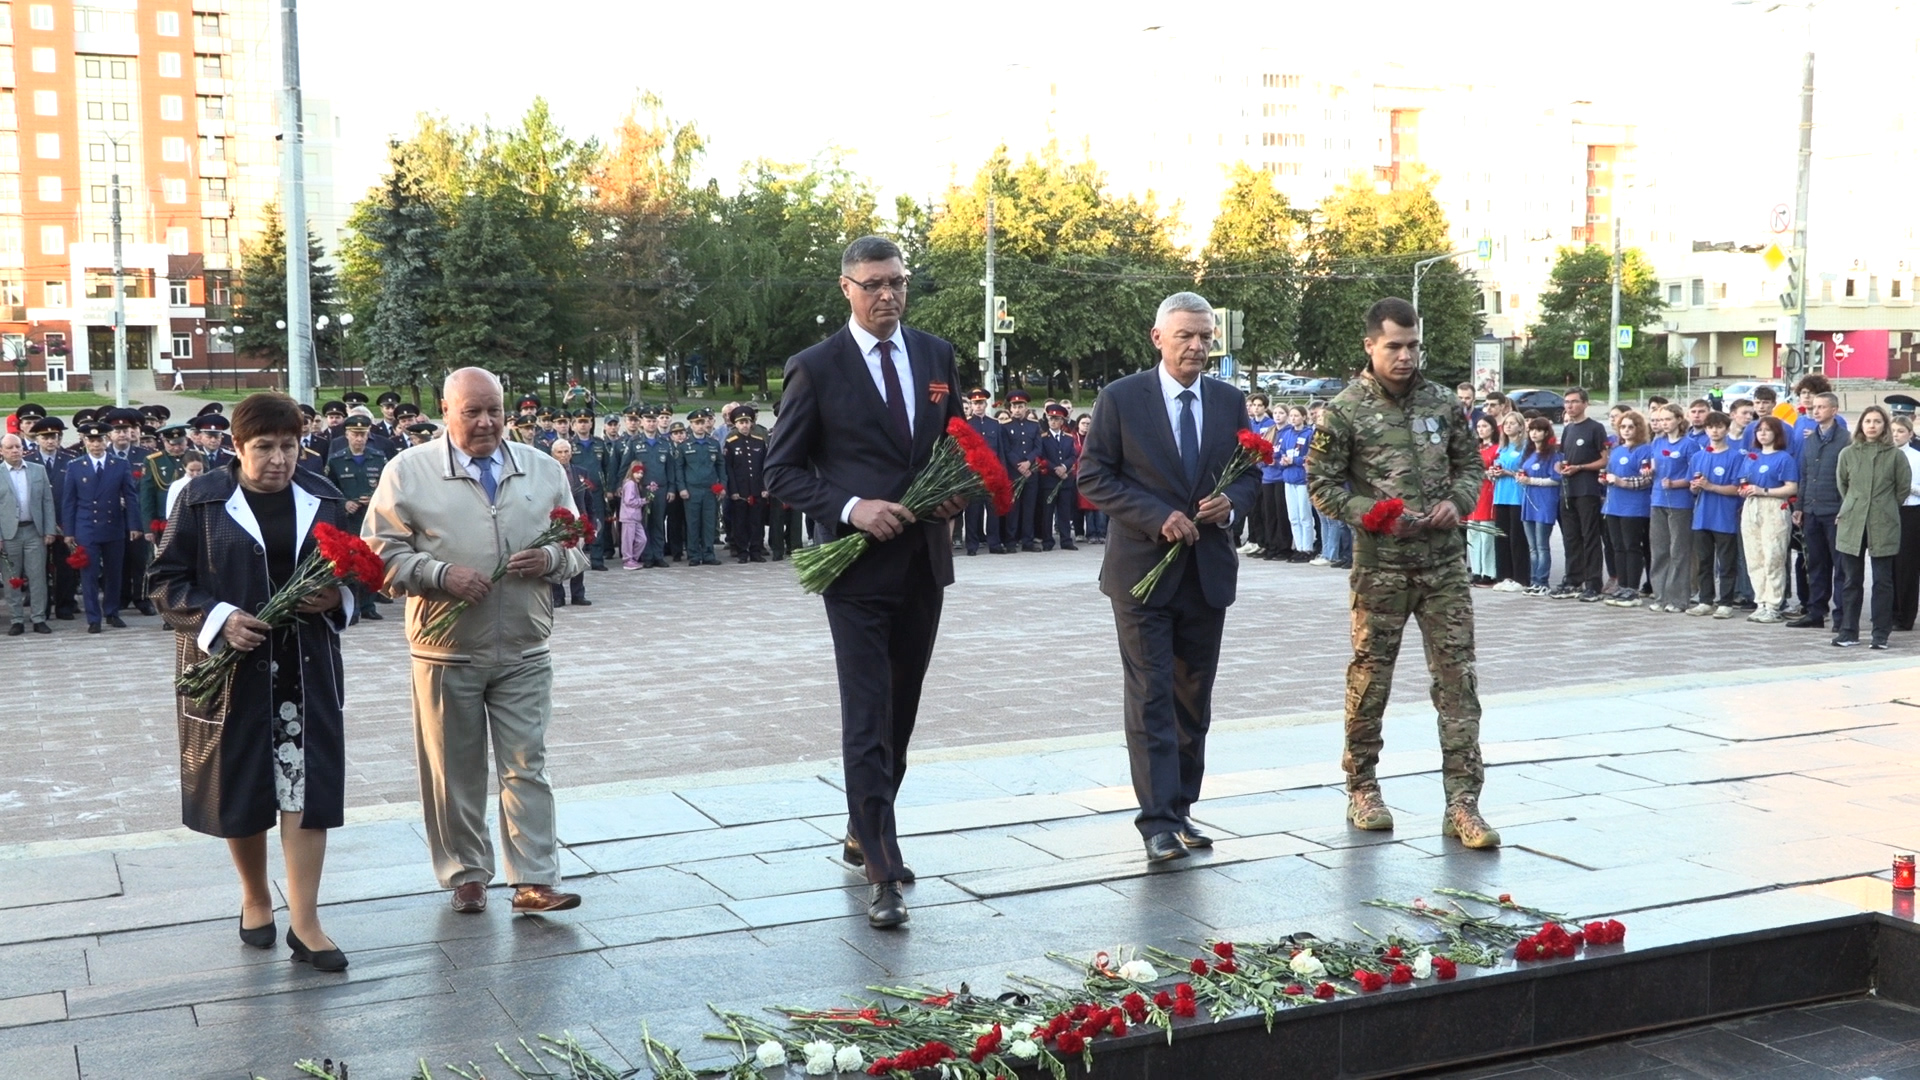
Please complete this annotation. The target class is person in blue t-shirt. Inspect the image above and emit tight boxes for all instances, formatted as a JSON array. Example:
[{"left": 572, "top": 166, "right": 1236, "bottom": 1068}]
[
  {"left": 1515, "top": 417, "right": 1563, "bottom": 594},
  {"left": 1647, "top": 403, "right": 1699, "bottom": 613},
  {"left": 1489, "top": 413, "right": 1530, "bottom": 590},
  {"left": 1686, "top": 412, "right": 1745, "bottom": 617},
  {"left": 1738, "top": 415, "right": 1800, "bottom": 623},
  {"left": 1276, "top": 406, "right": 1316, "bottom": 563},
  {"left": 1245, "top": 395, "right": 1287, "bottom": 560},
  {"left": 1725, "top": 399, "right": 1757, "bottom": 453},
  {"left": 1600, "top": 410, "right": 1656, "bottom": 606}
]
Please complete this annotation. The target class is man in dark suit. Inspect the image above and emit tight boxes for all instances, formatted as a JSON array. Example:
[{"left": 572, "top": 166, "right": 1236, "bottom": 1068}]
[
  {"left": 765, "top": 235, "right": 966, "bottom": 929},
  {"left": 59, "top": 420, "right": 140, "bottom": 633},
  {"left": 1078, "top": 292, "right": 1258, "bottom": 864}
]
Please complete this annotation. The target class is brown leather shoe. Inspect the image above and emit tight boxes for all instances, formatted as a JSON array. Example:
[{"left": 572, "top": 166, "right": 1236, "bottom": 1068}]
[
  {"left": 451, "top": 882, "right": 488, "bottom": 913},
  {"left": 510, "top": 884, "right": 582, "bottom": 913}
]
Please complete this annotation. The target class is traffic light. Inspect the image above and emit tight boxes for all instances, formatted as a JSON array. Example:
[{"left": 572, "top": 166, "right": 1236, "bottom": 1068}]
[{"left": 1779, "top": 256, "right": 1801, "bottom": 311}]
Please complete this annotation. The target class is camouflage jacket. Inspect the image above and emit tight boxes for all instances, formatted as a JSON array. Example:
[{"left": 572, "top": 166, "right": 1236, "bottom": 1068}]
[{"left": 1306, "top": 369, "right": 1482, "bottom": 570}]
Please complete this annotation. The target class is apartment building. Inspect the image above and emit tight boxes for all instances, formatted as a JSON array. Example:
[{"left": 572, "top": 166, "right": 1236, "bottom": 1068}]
[{"left": 0, "top": 0, "right": 281, "bottom": 395}]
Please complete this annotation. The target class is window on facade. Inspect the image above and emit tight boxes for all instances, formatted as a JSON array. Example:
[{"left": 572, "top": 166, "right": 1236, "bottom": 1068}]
[
  {"left": 1261, "top": 74, "right": 1301, "bottom": 89},
  {"left": 160, "top": 95, "right": 183, "bottom": 121},
  {"left": 197, "top": 54, "right": 225, "bottom": 78},
  {"left": 83, "top": 58, "right": 101, "bottom": 78},
  {"left": 0, "top": 227, "right": 19, "bottom": 255},
  {"left": 44, "top": 281, "right": 66, "bottom": 308},
  {"left": 109, "top": 60, "right": 127, "bottom": 79},
  {"left": 205, "top": 217, "right": 228, "bottom": 253},
  {"left": 162, "top": 178, "right": 186, "bottom": 203},
  {"left": 1667, "top": 283, "right": 1683, "bottom": 305},
  {"left": 90, "top": 185, "right": 106, "bottom": 203},
  {"left": 33, "top": 133, "right": 57, "bottom": 159},
  {"left": 39, "top": 226, "right": 63, "bottom": 255},
  {"left": 31, "top": 47, "right": 55, "bottom": 73},
  {"left": 161, "top": 136, "right": 185, "bottom": 161},
  {"left": 112, "top": 101, "right": 128, "bottom": 121},
  {"left": 1844, "top": 277, "right": 1857, "bottom": 298},
  {"left": 166, "top": 227, "right": 189, "bottom": 255},
  {"left": 0, "top": 176, "right": 17, "bottom": 201},
  {"left": 197, "top": 95, "right": 225, "bottom": 119},
  {"left": 157, "top": 52, "right": 181, "bottom": 78},
  {"left": 1893, "top": 278, "right": 1905, "bottom": 300},
  {"left": 113, "top": 142, "right": 130, "bottom": 162},
  {"left": 86, "top": 101, "right": 104, "bottom": 120},
  {"left": 32, "top": 90, "right": 56, "bottom": 116},
  {"left": 36, "top": 176, "right": 59, "bottom": 201},
  {"left": 156, "top": 10, "right": 179, "bottom": 35},
  {"left": 1690, "top": 279, "right": 1705, "bottom": 305},
  {"left": 169, "top": 279, "right": 189, "bottom": 305},
  {"left": 172, "top": 332, "right": 193, "bottom": 358},
  {"left": 195, "top": 13, "right": 224, "bottom": 36},
  {"left": 200, "top": 136, "right": 225, "bottom": 161},
  {"left": 29, "top": 5, "right": 54, "bottom": 30},
  {"left": 206, "top": 271, "right": 230, "bottom": 307},
  {"left": 201, "top": 177, "right": 226, "bottom": 200}
]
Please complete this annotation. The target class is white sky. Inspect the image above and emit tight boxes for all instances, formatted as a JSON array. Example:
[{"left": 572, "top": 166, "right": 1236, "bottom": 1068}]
[{"left": 302, "top": 0, "right": 1917, "bottom": 250}]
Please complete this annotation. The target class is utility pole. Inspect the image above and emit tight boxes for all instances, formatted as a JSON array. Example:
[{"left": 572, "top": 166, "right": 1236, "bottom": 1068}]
[
  {"left": 110, "top": 169, "right": 127, "bottom": 408},
  {"left": 280, "top": 0, "right": 314, "bottom": 403},
  {"left": 1788, "top": 49, "right": 1814, "bottom": 374},
  {"left": 1410, "top": 247, "right": 1475, "bottom": 351},
  {"left": 1609, "top": 217, "right": 1623, "bottom": 408},
  {"left": 981, "top": 193, "right": 997, "bottom": 397}
]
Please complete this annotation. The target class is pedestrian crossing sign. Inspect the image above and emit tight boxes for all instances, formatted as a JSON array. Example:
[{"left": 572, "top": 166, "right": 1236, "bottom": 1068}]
[
  {"left": 1573, "top": 339, "right": 1590, "bottom": 360},
  {"left": 1742, "top": 336, "right": 1760, "bottom": 358},
  {"left": 1616, "top": 326, "right": 1634, "bottom": 349}
]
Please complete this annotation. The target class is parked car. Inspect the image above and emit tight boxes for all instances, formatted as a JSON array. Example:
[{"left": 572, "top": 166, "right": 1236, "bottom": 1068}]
[
  {"left": 1505, "top": 388, "right": 1567, "bottom": 423},
  {"left": 1297, "top": 377, "right": 1346, "bottom": 397},
  {"left": 1719, "top": 381, "right": 1789, "bottom": 405}
]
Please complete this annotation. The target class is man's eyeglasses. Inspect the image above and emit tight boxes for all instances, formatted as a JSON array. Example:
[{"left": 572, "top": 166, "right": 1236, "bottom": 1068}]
[{"left": 844, "top": 276, "right": 908, "bottom": 295}]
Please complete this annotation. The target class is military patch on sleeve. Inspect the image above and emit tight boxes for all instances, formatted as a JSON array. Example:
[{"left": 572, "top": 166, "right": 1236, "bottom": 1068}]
[{"left": 1309, "top": 428, "right": 1333, "bottom": 454}]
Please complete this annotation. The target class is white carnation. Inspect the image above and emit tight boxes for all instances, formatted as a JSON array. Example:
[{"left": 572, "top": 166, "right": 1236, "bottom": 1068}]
[
  {"left": 801, "top": 1039, "right": 835, "bottom": 1075},
  {"left": 1288, "top": 950, "right": 1327, "bottom": 979},
  {"left": 1412, "top": 950, "right": 1433, "bottom": 980},
  {"left": 1007, "top": 1039, "right": 1039, "bottom": 1061},
  {"left": 1118, "top": 959, "right": 1159, "bottom": 982},
  {"left": 753, "top": 1040, "right": 786, "bottom": 1069},
  {"left": 1009, "top": 1021, "right": 1036, "bottom": 1038},
  {"left": 834, "top": 1045, "right": 864, "bottom": 1072}
]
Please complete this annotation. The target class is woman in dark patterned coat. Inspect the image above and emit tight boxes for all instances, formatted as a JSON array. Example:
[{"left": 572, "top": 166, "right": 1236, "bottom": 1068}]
[{"left": 150, "top": 392, "right": 355, "bottom": 971}]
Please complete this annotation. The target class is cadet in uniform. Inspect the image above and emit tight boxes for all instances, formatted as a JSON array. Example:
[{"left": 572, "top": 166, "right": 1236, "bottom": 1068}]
[
  {"left": 961, "top": 389, "right": 1007, "bottom": 555},
  {"left": 678, "top": 408, "right": 724, "bottom": 565},
  {"left": 1306, "top": 297, "right": 1498, "bottom": 849},
  {"left": 663, "top": 416, "right": 690, "bottom": 560},
  {"left": 999, "top": 390, "right": 1044, "bottom": 551},
  {"left": 564, "top": 410, "right": 611, "bottom": 571},
  {"left": 26, "top": 416, "right": 77, "bottom": 620},
  {"left": 61, "top": 419, "right": 140, "bottom": 632},
  {"left": 630, "top": 408, "right": 677, "bottom": 567},
  {"left": 403, "top": 420, "right": 439, "bottom": 446},
  {"left": 723, "top": 405, "right": 769, "bottom": 562},
  {"left": 104, "top": 408, "right": 157, "bottom": 616},
  {"left": 141, "top": 424, "right": 191, "bottom": 541},
  {"left": 764, "top": 400, "right": 806, "bottom": 560},
  {"left": 325, "top": 415, "right": 388, "bottom": 620},
  {"left": 1038, "top": 402, "right": 1080, "bottom": 551}
]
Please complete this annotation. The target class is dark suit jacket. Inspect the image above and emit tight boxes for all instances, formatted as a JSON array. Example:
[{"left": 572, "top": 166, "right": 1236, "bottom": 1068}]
[
  {"left": 765, "top": 324, "right": 965, "bottom": 597},
  {"left": 59, "top": 454, "right": 139, "bottom": 545},
  {"left": 1078, "top": 369, "right": 1259, "bottom": 608}
]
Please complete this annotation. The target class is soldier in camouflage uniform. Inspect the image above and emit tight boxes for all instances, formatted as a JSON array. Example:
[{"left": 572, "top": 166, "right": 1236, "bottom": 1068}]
[{"left": 1306, "top": 296, "right": 1499, "bottom": 849}]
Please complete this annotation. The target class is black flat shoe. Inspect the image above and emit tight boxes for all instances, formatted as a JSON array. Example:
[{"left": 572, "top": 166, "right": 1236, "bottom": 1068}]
[
  {"left": 238, "top": 914, "right": 277, "bottom": 950},
  {"left": 867, "top": 882, "right": 909, "bottom": 929},
  {"left": 1143, "top": 832, "right": 1189, "bottom": 863},
  {"left": 286, "top": 928, "right": 348, "bottom": 972},
  {"left": 359, "top": 606, "right": 384, "bottom": 620},
  {"left": 1175, "top": 820, "right": 1214, "bottom": 848},
  {"left": 105, "top": 615, "right": 127, "bottom": 629},
  {"left": 842, "top": 835, "right": 914, "bottom": 882}
]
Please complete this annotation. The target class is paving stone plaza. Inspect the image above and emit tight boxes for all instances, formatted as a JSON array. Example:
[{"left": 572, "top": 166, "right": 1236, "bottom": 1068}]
[{"left": 3, "top": 548, "right": 1919, "bottom": 1078}]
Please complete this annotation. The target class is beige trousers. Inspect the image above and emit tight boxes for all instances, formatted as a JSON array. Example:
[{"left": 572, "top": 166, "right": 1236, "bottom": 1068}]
[
  {"left": 411, "top": 655, "right": 560, "bottom": 888},
  {"left": 1740, "top": 496, "right": 1793, "bottom": 608}
]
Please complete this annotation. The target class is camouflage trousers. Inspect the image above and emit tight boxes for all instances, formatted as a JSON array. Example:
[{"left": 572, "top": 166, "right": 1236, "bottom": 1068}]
[{"left": 1343, "top": 559, "right": 1484, "bottom": 802}]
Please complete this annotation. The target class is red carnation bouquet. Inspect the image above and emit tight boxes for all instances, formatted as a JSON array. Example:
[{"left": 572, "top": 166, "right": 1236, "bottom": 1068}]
[
  {"left": 1361, "top": 495, "right": 1501, "bottom": 538},
  {"left": 66, "top": 543, "right": 90, "bottom": 570},
  {"left": 792, "top": 417, "right": 1022, "bottom": 594},
  {"left": 176, "top": 523, "right": 386, "bottom": 706},
  {"left": 149, "top": 518, "right": 167, "bottom": 537},
  {"left": 417, "top": 508, "right": 592, "bottom": 646},
  {"left": 2, "top": 547, "right": 23, "bottom": 592},
  {"left": 1128, "top": 428, "right": 1274, "bottom": 601}
]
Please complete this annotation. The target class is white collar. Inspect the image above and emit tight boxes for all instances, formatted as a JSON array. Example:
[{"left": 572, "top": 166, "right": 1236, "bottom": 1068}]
[
  {"left": 1158, "top": 364, "right": 1202, "bottom": 403},
  {"left": 450, "top": 441, "right": 506, "bottom": 471},
  {"left": 848, "top": 317, "right": 906, "bottom": 359}
]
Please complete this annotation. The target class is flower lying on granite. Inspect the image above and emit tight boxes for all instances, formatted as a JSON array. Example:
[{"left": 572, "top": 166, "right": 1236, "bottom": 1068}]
[
  {"left": 1288, "top": 949, "right": 1328, "bottom": 979},
  {"left": 1412, "top": 951, "right": 1433, "bottom": 980},
  {"left": 834, "top": 1045, "right": 864, "bottom": 1072},
  {"left": 1117, "top": 959, "right": 1158, "bottom": 983},
  {"left": 1387, "top": 963, "right": 1414, "bottom": 985},
  {"left": 754, "top": 1039, "right": 787, "bottom": 1068},
  {"left": 1354, "top": 969, "right": 1387, "bottom": 991},
  {"left": 1584, "top": 919, "right": 1627, "bottom": 945},
  {"left": 1006, "top": 1038, "right": 1038, "bottom": 1061},
  {"left": 1433, "top": 956, "right": 1459, "bottom": 979},
  {"left": 1314, "top": 982, "right": 1338, "bottom": 1000},
  {"left": 801, "top": 1039, "right": 837, "bottom": 1074}
]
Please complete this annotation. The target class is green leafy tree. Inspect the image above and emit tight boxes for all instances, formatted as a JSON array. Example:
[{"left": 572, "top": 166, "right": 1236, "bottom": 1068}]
[
  {"left": 1200, "top": 164, "right": 1299, "bottom": 382},
  {"left": 914, "top": 144, "right": 1187, "bottom": 395},
  {"left": 232, "top": 201, "right": 337, "bottom": 375},
  {"left": 586, "top": 93, "right": 703, "bottom": 401},
  {"left": 1523, "top": 245, "right": 1665, "bottom": 391},
  {"left": 1295, "top": 170, "right": 1482, "bottom": 384},
  {"left": 429, "top": 194, "right": 549, "bottom": 388}
]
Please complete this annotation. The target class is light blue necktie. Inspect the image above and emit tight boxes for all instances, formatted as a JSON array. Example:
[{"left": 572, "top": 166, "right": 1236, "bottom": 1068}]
[
  {"left": 1177, "top": 389, "right": 1199, "bottom": 485},
  {"left": 475, "top": 454, "right": 498, "bottom": 503}
]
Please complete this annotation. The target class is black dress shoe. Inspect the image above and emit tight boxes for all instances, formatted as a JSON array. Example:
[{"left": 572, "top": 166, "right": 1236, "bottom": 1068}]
[
  {"left": 1175, "top": 820, "right": 1214, "bottom": 848},
  {"left": 87, "top": 623, "right": 102, "bottom": 634},
  {"left": 359, "top": 606, "right": 384, "bottom": 621},
  {"left": 867, "top": 882, "right": 909, "bottom": 929},
  {"left": 239, "top": 914, "right": 277, "bottom": 950},
  {"left": 1786, "top": 613, "right": 1826, "bottom": 628},
  {"left": 32, "top": 622, "right": 51, "bottom": 634},
  {"left": 286, "top": 928, "right": 348, "bottom": 972},
  {"left": 570, "top": 597, "right": 593, "bottom": 606},
  {"left": 1143, "top": 832, "right": 1189, "bottom": 863},
  {"left": 1060, "top": 543, "right": 1079, "bottom": 551},
  {"left": 6, "top": 624, "right": 21, "bottom": 636},
  {"left": 105, "top": 615, "right": 127, "bottom": 629},
  {"left": 842, "top": 836, "right": 914, "bottom": 882},
  {"left": 56, "top": 611, "right": 75, "bottom": 620}
]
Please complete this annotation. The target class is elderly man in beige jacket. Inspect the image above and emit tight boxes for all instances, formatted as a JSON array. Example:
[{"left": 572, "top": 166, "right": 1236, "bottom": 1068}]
[{"left": 364, "top": 368, "right": 589, "bottom": 914}]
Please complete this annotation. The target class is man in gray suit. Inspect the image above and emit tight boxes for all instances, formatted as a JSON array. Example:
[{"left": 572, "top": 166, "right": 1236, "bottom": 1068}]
[
  {"left": 1079, "top": 293, "right": 1260, "bottom": 863},
  {"left": 1, "top": 433, "right": 58, "bottom": 634}
]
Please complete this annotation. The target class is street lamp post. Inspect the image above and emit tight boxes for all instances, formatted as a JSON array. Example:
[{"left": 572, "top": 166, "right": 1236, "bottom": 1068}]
[{"left": 1410, "top": 247, "right": 1478, "bottom": 350}]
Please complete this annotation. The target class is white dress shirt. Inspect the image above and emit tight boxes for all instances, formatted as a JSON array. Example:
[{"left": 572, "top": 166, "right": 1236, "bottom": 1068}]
[
  {"left": 451, "top": 441, "right": 508, "bottom": 493},
  {"left": 841, "top": 318, "right": 916, "bottom": 524},
  {"left": 1158, "top": 364, "right": 1205, "bottom": 447},
  {"left": 6, "top": 462, "right": 31, "bottom": 524}
]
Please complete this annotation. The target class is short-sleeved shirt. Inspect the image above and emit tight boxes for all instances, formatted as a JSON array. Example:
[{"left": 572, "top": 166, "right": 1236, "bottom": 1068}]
[
  {"left": 1558, "top": 417, "right": 1608, "bottom": 499},
  {"left": 1737, "top": 448, "right": 1799, "bottom": 490},
  {"left": 1649, "top": 434, "right": 1698, "bottom": 512},
  {"left": 1689, "top": 445, "right": 1744, "bottom": 533},
  {"left": 1492, "top": 445, "right": 1524, "bottom": 506},
  {"left": 1602, "top": 443, "right": 1654, "bottom": 518},
  {"left": 1519, "top": 450, "right": 1562, "bottom": 524}
]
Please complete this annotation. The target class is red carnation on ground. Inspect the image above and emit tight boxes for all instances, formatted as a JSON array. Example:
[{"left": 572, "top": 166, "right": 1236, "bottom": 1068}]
[
  {"left": 1121, "top": 992, "right": 1147, "bottom": 1023},
  {"left": 1152, "top": 990, "right": 1172, "bottom": 1008},
  {"left": 1055, "top": 1031, "right": 1086, "bottom": 1055},
  {"left": 1432, "top": 956, "right": 1458, "bottom": 979},
  {"left": 1213, "top": 958, "right": 1238, "bottom": 975},
  {"left": 1172, "top": 983, "right": 1197, "bottom": 1018},
  {"left": 1388, "top": 963, "right": 1414, "bottom": 985},
  {"left": 968, "top": 1023, "right": 1003, "bottom": 1063},
  {"left": 1283, "top": 983, "right": 1305, "bottom": 996},
  {"left": 1361, "top": 497, "right": 1406, "bottom": 534},
  {"left": 1313, "top": 982, "right": 1337, "bottom": 1000},
  {"left": 1354, "top": 969, "right": 1387, "bottom": 991},
  {"left": 1189, "top": 957, "right": 1208, "bottom": 975},
  {"left": 1212, "top": 941, "right": 1235, "bottom": 960}
]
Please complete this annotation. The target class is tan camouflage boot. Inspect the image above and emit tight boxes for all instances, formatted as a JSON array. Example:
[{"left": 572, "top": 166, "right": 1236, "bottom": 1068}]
[
  {"left": 1347, "top": 786, "right": 1394, "bottom": 831},
  {"left": 1441, "top": 798, "right": 1501, "bottom": 849}
]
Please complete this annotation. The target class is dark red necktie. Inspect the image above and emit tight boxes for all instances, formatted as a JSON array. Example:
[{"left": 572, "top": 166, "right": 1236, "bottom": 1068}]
[{"left": 877, "top": 340, "right": 911, "bottom": 446}]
